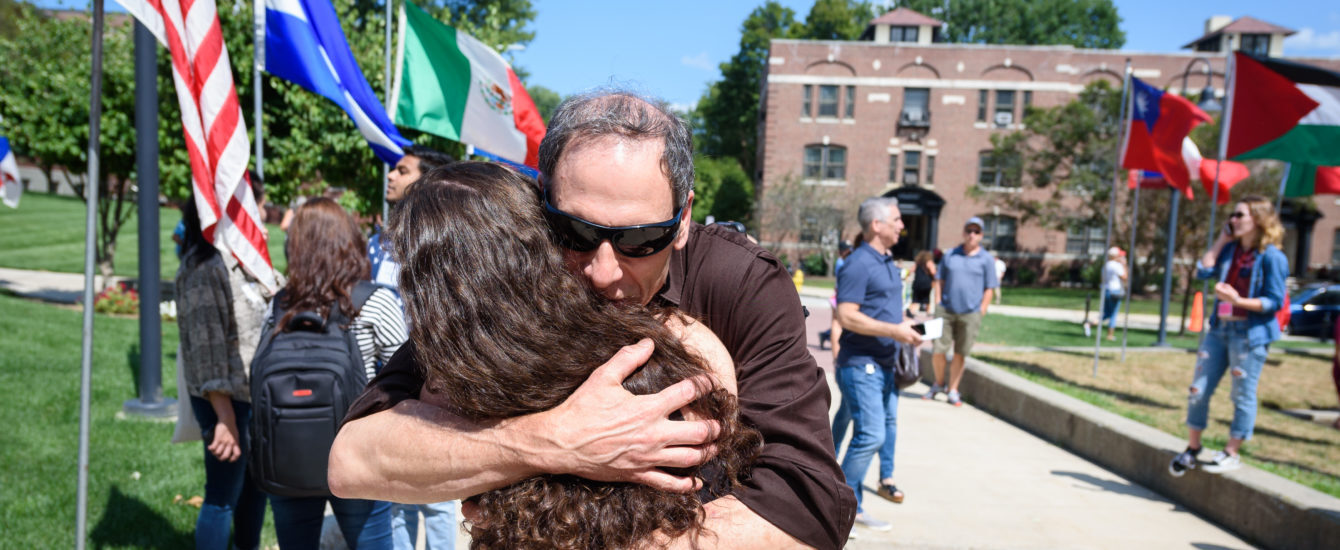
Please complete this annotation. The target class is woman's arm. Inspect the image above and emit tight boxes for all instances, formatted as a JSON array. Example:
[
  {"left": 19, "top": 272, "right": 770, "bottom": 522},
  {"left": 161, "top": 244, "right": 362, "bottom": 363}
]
[{"left": 205, "top": 391, "right": 242, "bottom": 462}]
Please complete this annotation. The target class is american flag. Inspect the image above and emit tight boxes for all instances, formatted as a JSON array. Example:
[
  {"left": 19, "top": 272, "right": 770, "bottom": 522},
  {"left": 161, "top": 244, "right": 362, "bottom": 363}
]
[{"left": 114, "top": 0, "right": 276, "bottom": 292}]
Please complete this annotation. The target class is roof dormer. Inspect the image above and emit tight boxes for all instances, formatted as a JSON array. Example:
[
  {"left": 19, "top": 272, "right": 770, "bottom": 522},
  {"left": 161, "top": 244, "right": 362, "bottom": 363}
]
[
  {"left": 861, "top": 7, "right": 942, "bottom": 45},
  {"left": 1182, "top": 15, "right": 1295, "bottom": 57}
]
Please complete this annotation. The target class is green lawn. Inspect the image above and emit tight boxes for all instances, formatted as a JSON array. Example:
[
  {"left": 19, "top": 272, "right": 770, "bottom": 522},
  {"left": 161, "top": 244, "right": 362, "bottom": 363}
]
[
  {"left": 0, "top": 193, "right": 286, "bottom": 280},
  {"left": 999, "top": 286, "right": 1169, "bottom": 316},
  {"left": 0, "top": 293, "right": 276, "bottom": 547},
  {"left": 976, "top": 313, "right": 1329, "bottom": 350}
]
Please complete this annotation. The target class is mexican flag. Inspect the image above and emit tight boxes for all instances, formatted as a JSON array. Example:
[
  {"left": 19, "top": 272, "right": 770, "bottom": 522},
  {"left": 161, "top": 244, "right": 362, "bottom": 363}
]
[
  {"left": 392, "top": 0, "right": 545, "bottom": 168},
  {"left": 1227, "top": 52, "right": 1340, "bottom": 196}
]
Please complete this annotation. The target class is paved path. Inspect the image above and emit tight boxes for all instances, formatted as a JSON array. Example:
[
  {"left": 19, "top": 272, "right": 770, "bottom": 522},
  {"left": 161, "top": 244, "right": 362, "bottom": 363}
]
[
  {"left": 0, "top": 266, "right": 110, "bottom": 304},
  {"left": 800, "top": 295, "right": 1253, "bottom": 549}
]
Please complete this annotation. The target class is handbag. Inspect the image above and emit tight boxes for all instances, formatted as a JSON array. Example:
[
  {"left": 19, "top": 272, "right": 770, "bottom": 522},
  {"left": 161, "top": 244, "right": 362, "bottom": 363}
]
[{"left": 892, "top": 342, "right": 921, "bottom": 390}]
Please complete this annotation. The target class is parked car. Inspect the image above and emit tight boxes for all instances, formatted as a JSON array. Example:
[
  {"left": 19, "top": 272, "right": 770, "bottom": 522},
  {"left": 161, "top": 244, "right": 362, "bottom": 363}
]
[{"left": 1287, "top": 284, "right": 1340, "bottom": 339}]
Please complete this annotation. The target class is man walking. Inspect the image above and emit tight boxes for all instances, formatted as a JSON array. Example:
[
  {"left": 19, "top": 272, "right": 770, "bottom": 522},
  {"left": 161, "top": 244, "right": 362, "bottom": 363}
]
[
  {"left": 926, "top": 217, "right": 999, "bottom": 407},
  {"left": 833, "top": 197, "right": 923, "bottom": 530}
]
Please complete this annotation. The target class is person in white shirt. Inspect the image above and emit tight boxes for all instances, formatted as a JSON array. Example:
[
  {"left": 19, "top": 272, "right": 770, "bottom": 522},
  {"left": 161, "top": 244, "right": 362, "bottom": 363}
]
[{"left": 1090, "top": 247, "right": 1128, "bottom": 341}]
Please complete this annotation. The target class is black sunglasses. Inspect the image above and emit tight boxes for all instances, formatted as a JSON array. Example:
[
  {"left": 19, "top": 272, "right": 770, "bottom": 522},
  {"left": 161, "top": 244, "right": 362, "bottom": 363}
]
[
  {"left": 1229, "top": 212, "right": 1246, "bottom": 219},
  {"left": 543, "top": 190, "right": 684, "bottom": 258}
]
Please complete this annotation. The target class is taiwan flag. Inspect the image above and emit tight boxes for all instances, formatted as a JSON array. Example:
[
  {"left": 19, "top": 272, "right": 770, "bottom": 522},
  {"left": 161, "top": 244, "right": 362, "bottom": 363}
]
[{"left": 1119, "top": 77, "right": 1212, "bottom": 198}]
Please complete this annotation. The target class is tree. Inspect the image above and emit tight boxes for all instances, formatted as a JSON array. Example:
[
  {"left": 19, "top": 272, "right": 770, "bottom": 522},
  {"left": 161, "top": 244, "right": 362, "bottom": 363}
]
[
  {"left": 0, "top": 5, "right": 139, "bottom": 283},
  {"left": 895, "top": 0, "right": 1124, "bottom": 49},
  {"left": 526, "top": 85, "right": 562, "bottom": 124},
  {"left": 800, "top": 0, "right": 874, "bottom": 41},
  {"left": 692, "top": 156, "right": 754, "bottom": 225}
]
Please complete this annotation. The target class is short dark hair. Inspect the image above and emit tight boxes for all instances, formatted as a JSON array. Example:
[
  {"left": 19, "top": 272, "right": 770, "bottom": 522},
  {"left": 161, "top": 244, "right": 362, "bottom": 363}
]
[
  {"left": 538, "top": 89, "right": 694, "bottom": 210},
  {"left": 401, "top": 145, "right": 454, "bottom": 173}
]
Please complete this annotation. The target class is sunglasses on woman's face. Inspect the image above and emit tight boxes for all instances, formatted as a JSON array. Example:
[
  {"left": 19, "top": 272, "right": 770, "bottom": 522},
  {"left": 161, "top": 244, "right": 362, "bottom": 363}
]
[
  {"left": 1229, "top": 212, "right": 1246, "bottom": 219},
  {"left": 543, "top": 191, "right": 684, "bottom": 258}
]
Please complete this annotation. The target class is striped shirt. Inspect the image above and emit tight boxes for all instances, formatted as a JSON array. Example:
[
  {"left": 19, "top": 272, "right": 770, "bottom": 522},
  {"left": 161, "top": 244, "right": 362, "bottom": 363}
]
[{"left": 261, "top": 285, "right": 408, "bottom": 381}]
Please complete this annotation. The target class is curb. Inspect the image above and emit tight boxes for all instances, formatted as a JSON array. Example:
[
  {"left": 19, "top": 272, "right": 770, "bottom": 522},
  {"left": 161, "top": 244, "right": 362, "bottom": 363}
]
[{"left": 922, "top": 348, "right": 1340, "bottom": 550}]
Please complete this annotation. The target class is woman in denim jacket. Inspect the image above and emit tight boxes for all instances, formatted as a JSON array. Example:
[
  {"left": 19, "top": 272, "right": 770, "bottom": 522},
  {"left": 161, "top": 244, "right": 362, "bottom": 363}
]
[{"left": 1169, "top": 196, "right": 1288, "bottom": 476}]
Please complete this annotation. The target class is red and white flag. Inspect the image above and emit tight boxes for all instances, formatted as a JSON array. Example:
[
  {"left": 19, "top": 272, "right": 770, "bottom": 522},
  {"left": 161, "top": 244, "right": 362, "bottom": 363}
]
[{"left": 114, "top": 0, "right": 276, "bottom": 292}]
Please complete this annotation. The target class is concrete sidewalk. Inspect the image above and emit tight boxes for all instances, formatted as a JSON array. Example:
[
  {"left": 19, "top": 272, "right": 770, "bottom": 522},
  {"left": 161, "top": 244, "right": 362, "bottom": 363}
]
[
  {"left": 0, "top": 266, "right": 109, "bottom": 304},
  {"left": 801, "top": 297, "right": 1253, "bottom": 549}
]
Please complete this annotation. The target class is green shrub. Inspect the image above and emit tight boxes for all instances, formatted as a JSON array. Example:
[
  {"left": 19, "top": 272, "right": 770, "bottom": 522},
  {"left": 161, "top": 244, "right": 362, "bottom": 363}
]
[
  {"left": 93, "top": 285, "right": 139, "bottom": 315},
  {"left": 1016, "top": 266, "right": 1038, "bottom": 286},
  {"left": 802, "top": 253, "right": 828, "bottom": 276}
]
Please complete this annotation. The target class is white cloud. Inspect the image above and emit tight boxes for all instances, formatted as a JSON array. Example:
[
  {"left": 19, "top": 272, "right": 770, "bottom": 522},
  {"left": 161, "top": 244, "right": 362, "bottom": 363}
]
[
  {"left": 668, "top": 101, "right": 698, "bottom": 114},
  {"left": 1285, "top": 27, "right": 1340, "bottom": 56},
  {"left": 680, "top": 52, "right": 714, "bottom": 72}
]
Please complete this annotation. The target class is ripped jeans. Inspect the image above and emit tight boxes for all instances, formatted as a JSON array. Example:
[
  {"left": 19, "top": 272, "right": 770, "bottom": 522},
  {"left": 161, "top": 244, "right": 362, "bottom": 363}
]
[{"left": 1186, "top": 321, "right": 1267, "bottom": 440}]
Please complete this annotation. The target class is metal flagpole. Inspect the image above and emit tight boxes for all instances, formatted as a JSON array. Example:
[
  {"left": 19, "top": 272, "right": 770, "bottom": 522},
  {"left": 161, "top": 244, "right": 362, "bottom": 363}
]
[
  {"left": 1199, "top": 52, "right": 1238, "bottom": 348},
  {"left": 254, "top": 0, "right": 265, "bottom": 180},
  {"left": 77, "top": 1, "right": 107, "bottom": 547},
  {"left": 1276, "top": 163, "right": 1291, "bottom": 211},
  {"left": 381, "top": 0, "right": 393, "bottom": 225},
  {"left": 1120, "top": 180, "right": 1141, "bottom": 361},
  {"left": 1093, "top": 59, "right": 1133, "bottom": 377}
]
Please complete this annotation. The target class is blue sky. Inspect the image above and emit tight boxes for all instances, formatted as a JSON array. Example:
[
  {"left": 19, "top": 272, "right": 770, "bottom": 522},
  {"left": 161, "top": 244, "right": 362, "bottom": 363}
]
[{"left": 31, "top": 0, "right": 1340, "bottom": 109}]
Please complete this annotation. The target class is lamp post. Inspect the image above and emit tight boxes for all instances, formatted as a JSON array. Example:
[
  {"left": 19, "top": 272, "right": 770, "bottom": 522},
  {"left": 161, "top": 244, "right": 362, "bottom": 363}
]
[{"left": 1154, "top": 57, "right": 1223, "bottom": 346}]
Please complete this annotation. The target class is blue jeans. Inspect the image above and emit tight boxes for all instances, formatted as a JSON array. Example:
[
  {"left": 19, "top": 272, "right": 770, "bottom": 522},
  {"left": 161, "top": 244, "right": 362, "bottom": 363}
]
[
  {"left": 1187, "top": 321, "right": 1267, "bottom": 440},
  {"left": 831, "top": 369, "right": 896, "bottom": 481},
  {"left": 391, "top": 501, "right": 457, "bottom": 550},
  {"left": 1100, "top": 290, "right": 1122, "bottom": 329},
  {"left": 836, "top": 356, "right": 899, "bottom": 514},
  {"left": 189, "top": 396, "right": 266, "bottom": 550},
  {"left": 269, "top": 494, "right": 393, "bottom": 550}
]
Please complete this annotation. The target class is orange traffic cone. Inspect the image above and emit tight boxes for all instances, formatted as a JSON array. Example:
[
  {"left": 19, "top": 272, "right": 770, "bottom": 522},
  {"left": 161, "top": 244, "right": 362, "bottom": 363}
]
[{"left": 1189, "top": 291, "right": 1204, "bottom": 333}]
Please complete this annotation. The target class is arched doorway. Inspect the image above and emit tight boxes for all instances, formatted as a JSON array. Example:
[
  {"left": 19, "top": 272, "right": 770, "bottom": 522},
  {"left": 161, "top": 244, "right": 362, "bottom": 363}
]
[{"left": 883, "top": 186, "right": 945, "bottom": 261}]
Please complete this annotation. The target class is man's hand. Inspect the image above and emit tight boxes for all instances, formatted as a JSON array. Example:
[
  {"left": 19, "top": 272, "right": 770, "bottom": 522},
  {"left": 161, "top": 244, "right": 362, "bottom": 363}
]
[
  {"left": 523, "top": 339, "right": 722, "bottom": 492},
  {"left": 888, "top": 319, "right": 923, "bottom": 347}
]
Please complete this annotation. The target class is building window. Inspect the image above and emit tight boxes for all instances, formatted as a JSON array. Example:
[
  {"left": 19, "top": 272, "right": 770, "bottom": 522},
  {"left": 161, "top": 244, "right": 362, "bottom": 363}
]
[
  {"left": 1196, "top": 38, "right": 1221, "bottom": 53},
  {"left": 1023, "top": 90, "right": 1033, "bottom": 113},
  {"left": 977, "top": 151, "right": 1018, "bottom": 188},
  {"left": 804, "top": 144, "right": 846, "bottom": 182},
  {"left": 994, "top": 90, "right": 1016, "bottom": 128},
  {"left": 844, "top": 85, "right": 855, "bottom": 119},
  {"left": 901, "top": 88, "right": 930, "bottom": 126},
  {"left": 903, "top": 151, "right": 921, "bottom": 185},
  {"left": 926, "top": 155, "right": 935, "bottom": 184},
  {"left": 818, "top": 85, "right": 839, "bottom": 117},
  {"left": 891, "top": 25, "right": 918, "bottom": 42},
  {"left": 1066, "top": 226, "right": 1108, "bottom": 256},
  {"left": 1332, "top": 229, "right": 1340, "bottom": 266},
  {"left": 802, "top": 85, "right": 812, "bottom": 117},
  {"left": 888, "top": 154, "right": 898, "bottom": 183},
  {"left": 1240, "top": 33, "right": 1270, "bottom": 56},
  {"left": 982, "top": 216, "right": 1017, "bottom": 252},
  {"left": 977, "top": 90, "right": 988, "bottom": 122}
]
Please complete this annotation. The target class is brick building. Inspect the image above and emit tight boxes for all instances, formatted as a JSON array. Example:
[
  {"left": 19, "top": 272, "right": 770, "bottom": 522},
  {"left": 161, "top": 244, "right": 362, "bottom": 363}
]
[{"left": 757, "top": 8, "right": 1340, "bottom": 279}]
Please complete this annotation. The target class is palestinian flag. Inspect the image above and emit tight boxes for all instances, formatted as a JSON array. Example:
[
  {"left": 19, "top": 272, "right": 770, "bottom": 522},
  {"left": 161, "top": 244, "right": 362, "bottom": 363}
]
[{"left": 1227, "top": 52, "right": 1340, "bottom": 195}]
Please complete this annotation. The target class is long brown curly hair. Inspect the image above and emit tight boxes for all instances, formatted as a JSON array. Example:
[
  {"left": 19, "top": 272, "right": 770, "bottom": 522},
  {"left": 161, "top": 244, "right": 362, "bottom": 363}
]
[
  {"left": 279, "top": 197, "right": 371, "bottom": 330},
  {"left": 386, "top": 161, "right": 762, "bottom": 549}
]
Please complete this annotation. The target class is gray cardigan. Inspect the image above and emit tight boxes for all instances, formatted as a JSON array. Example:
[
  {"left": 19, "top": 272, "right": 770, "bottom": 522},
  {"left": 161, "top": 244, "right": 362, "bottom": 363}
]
[{"left": 176, "top": 250, "right": 249, "bottom": 400}]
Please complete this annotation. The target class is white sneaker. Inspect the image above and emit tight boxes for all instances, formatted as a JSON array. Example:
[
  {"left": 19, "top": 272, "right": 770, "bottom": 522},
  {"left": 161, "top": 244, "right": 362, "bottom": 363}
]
[
  {"left": 1202, "top": 451, "right": 1242, "bottom": 474},
  {"left": 1082, "top": 322, "right": 1092, "bottom": 337},
  {"left": 854, "top": 513, "right": 892, "bottom": 532}
]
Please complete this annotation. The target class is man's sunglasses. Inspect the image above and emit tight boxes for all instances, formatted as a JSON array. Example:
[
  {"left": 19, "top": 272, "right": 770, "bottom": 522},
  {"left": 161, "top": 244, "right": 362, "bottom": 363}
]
[
  {"left": 965, "top": 227, "right": 982, "bottom": 235},
  {"left": 543, "top": 191, "right": 684, "bottom": 258}
]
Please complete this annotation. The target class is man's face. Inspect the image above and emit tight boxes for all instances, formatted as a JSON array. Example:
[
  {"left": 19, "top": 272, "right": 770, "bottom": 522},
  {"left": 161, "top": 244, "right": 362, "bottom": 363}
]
[
  {"left": 963, "top": 223, "right": 984, "bottom": 248},
  {"left": 385, "top": 155, "right": 423, "bottom": 202},
  {"left": 874, "top": 204, "right": 904, "bottom": 247},
  {"left": 548, "top": 137, "right": 691, "bottom": 305}
]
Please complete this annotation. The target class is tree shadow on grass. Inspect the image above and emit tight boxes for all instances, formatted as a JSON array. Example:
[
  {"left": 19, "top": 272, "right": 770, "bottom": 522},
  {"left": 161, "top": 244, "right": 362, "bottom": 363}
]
[
  {"left": 90, "top": 485, "right": 193, "bottom": 549},
  {"left": 979, "top": 355, "right": 1177, "bottom": 410},
  {"left": 1211, "top": 418, "right": 1333, "bottom": 446}
]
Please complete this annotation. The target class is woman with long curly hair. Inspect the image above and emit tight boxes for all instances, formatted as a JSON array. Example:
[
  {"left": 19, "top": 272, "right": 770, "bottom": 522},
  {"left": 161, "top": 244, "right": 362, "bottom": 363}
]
[
  {"left": 263, "top": 198, "right": 407, "bottom": 550},
  {"left": 385, "top": 161, "right": 761, "bottom": 549},
  {"left": 1169, "top": 195, "right": 1288, "bottom": 476}
]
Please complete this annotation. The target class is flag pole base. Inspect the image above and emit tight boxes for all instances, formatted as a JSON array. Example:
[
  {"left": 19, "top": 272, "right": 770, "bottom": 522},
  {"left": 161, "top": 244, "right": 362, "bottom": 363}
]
[{"left": 122, "top": 397, "right": 177, "bottom": 419}]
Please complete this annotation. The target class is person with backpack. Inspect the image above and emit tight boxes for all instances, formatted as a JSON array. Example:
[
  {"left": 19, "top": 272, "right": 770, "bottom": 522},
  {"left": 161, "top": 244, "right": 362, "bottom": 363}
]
[
  {"left": 1169, "top": 196, "right": 1288, "bottom": 476},
  {"left": 253, "top": 198, "right": 407, "bottom": 549},
  {"left": 176, "top": 196, "right": 266, "bottom": 550}
]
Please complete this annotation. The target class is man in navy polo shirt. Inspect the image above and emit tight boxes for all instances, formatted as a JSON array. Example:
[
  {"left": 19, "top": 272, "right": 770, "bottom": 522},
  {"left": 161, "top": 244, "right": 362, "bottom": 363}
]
[
  {"left": 926, "top": 216, "right": 999, "bottom": 407},
  {"left": 833, "top": 196, "right": 924, "bottom": 532}
]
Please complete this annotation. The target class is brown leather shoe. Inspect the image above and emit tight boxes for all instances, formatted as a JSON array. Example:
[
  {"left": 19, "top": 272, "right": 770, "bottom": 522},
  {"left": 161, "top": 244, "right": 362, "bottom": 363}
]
[{"left": 876, "top": 483, "right": 904, "bottom": 503}]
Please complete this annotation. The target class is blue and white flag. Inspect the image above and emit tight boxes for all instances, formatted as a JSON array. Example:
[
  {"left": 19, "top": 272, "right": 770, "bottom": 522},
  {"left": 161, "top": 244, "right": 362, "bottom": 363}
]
[
  {"left": 262, "top": 0, "right": 409, "bottom": 164},
  {"left": 0, "top": 137, "right": 20, "bottom": 209}
]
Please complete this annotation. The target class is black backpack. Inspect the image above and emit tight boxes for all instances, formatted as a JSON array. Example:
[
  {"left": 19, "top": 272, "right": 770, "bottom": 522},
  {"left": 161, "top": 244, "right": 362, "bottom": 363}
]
[{"left": 249, "top": 281, "right": 377, "bottom": 497}]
